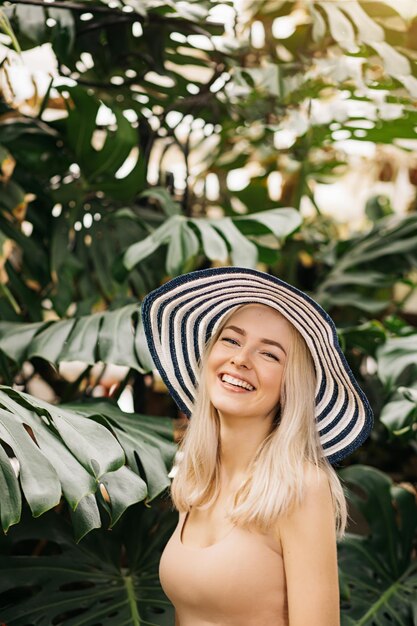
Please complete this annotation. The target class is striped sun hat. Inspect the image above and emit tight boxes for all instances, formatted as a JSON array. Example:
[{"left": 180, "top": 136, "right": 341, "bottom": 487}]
[{"left": 141, "top": 266, "right": 373, "bottom": 463}]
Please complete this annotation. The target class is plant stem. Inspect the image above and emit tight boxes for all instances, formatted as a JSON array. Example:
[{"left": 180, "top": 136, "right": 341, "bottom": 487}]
[
  {"left": 124, "top": 574, "right": 141, "bottom": 626},
  {"left": 357, "top": 581, "right": 399, "bottom": 625}
]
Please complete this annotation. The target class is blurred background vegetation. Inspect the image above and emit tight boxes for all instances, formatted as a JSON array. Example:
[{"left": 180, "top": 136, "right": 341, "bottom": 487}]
[{"left": 0, "top": 0, "right": 417, "bottom": 624}]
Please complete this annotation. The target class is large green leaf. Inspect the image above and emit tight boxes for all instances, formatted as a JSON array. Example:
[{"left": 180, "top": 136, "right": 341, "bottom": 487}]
[
  {"left": 315, "top": 214, "right": 417, "bottom": 313},
  {"left": 380, "top": 384, "right": 417, "bottom": 440},
  {"left": 339, "top": 465, "right": 417, "bottom": 625},
  {"left": 376, "top": 334, "right": 417, "bottom": 390},
  {"left": 120, "top": 208, "right": 302, "bottom": 276},
  {"left": 0, "top": 405, "right": 62, "bottom": 519},
  {"left": 59, "top": 87, "right": 146, "bottom": 201},
  {"left": 62, "top": 86, "right": 100, "bottom": 161},
  {"left": 63, "top": 400, "right": 175, "bottom": 502},
  {"left": 0, "top": 387, "right": 124, "bottom": 524},
  {"left": 28, "top": 319, "right": 76, "bottom": 363},
  {"left": 0, "top": 321, "right": 46, "bottom": 363},
  {"left": 190, "top": 219, "right": 229, "bottom": 261},
  {"left": 337, "top": 320, "right": 386, "bottom": 358},
  {"left": 0, "top": 504, "right": 176, "bottom": 626},
  {"left": 166, "top": 218, "right": 200, "bottom": 275},
  {"left": 0, "top": 441, "right": 21, "bottom": 532},
  {"left": 0, "top": 388, "right": 175, "bottom": 538},
  {"left": 0, "top": 305, "right": 154, "bottom": 372}
]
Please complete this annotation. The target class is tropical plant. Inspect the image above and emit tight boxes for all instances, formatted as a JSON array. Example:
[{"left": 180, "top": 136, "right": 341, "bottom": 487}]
[
  {"left": 0, "top": 503, "right": 177, "bottom": 626},
  {"left": 0, "top": 0, "right": 417, "bottom": 624},
  {"left": 338, "top": 465, "right": 417, "bottom": 626}
]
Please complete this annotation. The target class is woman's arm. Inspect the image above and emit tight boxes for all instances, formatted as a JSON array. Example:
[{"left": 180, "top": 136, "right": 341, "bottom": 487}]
[
  {"left": 175, "top": 610, "right": 180, "bottom": 626},
  {"left": 278, "top": 464, "right": 340, "bottom": 626}
]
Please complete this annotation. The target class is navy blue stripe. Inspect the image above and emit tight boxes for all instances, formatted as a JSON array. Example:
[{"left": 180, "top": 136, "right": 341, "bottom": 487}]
[
  {"left": 141, "top": 299, "right": 191, "bottom": 416},
  {"left": 316, "top": 380, "right": 340, "bottom": 423},
  {"left": 326, "top": 401, "right": 373, "bottom": 463},
  {"left": 168, "top": 302, "right": 195, "bottom": 403},
  {"left": 318, "top": 387, "right": 349, "bottom": 434}
]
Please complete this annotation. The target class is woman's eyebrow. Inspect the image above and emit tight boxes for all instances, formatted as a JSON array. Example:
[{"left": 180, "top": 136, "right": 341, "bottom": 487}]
[{"left": 223, "top": 325, "right": 287, "bottom": 355}]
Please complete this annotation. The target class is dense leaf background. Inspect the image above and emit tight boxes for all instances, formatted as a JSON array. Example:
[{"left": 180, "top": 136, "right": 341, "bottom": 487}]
[{"left": 0, "top": 0, "right": 417, "bottom": 624}]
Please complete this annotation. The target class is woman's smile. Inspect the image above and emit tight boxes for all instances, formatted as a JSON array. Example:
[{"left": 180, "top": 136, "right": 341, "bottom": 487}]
[{"left": 218, "top": 372, "right": 256, "bottom": 392}]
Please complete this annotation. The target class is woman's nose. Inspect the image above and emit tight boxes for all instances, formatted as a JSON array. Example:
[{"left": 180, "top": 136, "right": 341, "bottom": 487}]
[{"left": 230, "top": 348, "right": 252, "bottom": 368}]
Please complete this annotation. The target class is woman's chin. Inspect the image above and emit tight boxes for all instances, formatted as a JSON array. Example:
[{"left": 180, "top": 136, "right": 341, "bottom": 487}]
[{"left": 210, "top": 388, "right": 251, "bottom": 408}]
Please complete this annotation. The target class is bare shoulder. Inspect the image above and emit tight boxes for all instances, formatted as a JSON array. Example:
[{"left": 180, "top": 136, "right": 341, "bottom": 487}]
[
  {"left": 282, "top": 465, "right": 335, "bottom": 562},
  {"left": 290, "top": 462, "right": 332, "bottom": 519},
  {"left": 273, "top": 462, "right": 333, "bottom": 547},
  {"left": 301, "top": 461, "right": 332, "bottom": 499}
]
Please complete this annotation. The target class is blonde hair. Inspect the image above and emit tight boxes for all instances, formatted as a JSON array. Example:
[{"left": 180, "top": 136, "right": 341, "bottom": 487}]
[{"left": 170, "top": 304, "right": 348, "bottom": 538}]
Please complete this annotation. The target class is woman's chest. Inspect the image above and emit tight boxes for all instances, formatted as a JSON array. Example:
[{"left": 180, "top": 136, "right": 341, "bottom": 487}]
[
  {"left": 180, "top": 504, "right": 282, "bottom": 554},
  {"left": 159, "top": 522, "right": 287, "bottom": 621},
  {"left": 181, "top": 505, "right": 235, "bottom": 548}
]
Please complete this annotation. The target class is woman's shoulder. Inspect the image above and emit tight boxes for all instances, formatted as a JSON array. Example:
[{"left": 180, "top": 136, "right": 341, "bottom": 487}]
[
  {"left": 301, "top": 460, "right": 330, "bottom": 490},
  {"left": 271, "top": 462, "right": 333, "bottom": 548},
  {"left": 289, "top": 461, "right": 332, "bottom": 515}
]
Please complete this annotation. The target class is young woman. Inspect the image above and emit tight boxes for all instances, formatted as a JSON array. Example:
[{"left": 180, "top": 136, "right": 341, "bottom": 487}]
[{"left": 142, "top": 266, "right": 373, "bottom": 626}]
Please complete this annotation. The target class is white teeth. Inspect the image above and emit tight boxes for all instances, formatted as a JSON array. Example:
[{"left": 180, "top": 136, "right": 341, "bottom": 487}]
[{"left": 221, "top": 374, "right": 254, "bottom": 391}]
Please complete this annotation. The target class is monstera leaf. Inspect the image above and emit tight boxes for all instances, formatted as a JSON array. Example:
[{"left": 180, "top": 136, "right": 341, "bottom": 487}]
[
  {"left": 315, "top": 214, "right": 417, "bottom": 314},
  {"left": 118, "top": 207, "right": 302, "bottom": 277},
  {"left": 0, "top": 304, "right": 153, "bottom": 372},
  {"left": 0, "top": 503, "right": 177, "bottom": 626},
  {"left": 380, "top": 384, "right": 417, "bottom": 441},
  {"left": 374, "top": 327, "right": 417, "bottom": 441},
  {"left": 0, "top": 387, "right": 175, "bottom": 540},
  {"left": 338, "top": 465, "right": 417, "bottom": 626},
  {"left": 55, "top": 86, "right": 147, "bottom": 202},
  {"left": 376, "top": 332, "right": 417, "bottom": 391}
]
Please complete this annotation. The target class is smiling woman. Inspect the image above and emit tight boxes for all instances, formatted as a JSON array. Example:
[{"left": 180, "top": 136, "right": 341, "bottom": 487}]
[
  {"left": 206, "top": 305, "right": 291, "bottom": 425},
  {"left": 141, "top": 266, "right": 373, "bottom": 626}
]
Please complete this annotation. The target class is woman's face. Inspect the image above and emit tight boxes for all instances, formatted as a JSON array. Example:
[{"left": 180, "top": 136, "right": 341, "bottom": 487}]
[{"left": 206, "top": 304, "right": 293, "bottom": 425}]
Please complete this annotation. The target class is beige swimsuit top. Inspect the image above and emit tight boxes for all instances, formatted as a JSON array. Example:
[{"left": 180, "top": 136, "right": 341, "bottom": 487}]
[{"left": 159, "top": 510, "right": 289, "bottom": 626}]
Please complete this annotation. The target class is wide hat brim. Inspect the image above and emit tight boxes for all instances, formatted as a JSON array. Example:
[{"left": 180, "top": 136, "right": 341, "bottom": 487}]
[{"left": 141, "top": 266, "right": 373, "bottom": 464}]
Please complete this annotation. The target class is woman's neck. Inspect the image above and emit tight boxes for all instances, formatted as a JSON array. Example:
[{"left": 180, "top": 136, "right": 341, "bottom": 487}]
[{"left": 218, "top": 414, "right": 272, "bottom": 485}]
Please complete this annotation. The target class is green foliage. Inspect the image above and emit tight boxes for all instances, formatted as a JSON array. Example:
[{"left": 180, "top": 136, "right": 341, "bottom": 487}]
[
  {"left": 380, "top": 384, "right": 417, "bottom": 440},
  {"left": 119, "top": 208, "right": 302, "bottom": 276},
  {"left": 0, "top": 387, "right": 175, "bottom": 539},
  {"left": 0, "top": 504, "right": 177, "bottom": 626},
  {"left": 339, "top": 465, "right": 417, "bottom": 625},
  {"left": 0, "top": 304, "right": 154, "bottom": 372},
  {"left": 315, "top": 214, "right": 417, "bottom": 316},
  {"left": 0, "top": 0, "right": 417, "bottom": 623}
]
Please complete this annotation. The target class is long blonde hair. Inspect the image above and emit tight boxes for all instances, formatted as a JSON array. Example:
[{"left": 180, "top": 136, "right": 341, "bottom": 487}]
[{"left": 170, "top": 304, "right": 348, "bottom": 537}]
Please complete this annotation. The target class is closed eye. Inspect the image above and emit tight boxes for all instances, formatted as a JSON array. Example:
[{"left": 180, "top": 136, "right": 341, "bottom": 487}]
[
  {"left": 221, "top": 336, "right": 240, "bottom": 346},
  {"left": 262, "top": 351, "right": 280, "bottom": 362}
]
